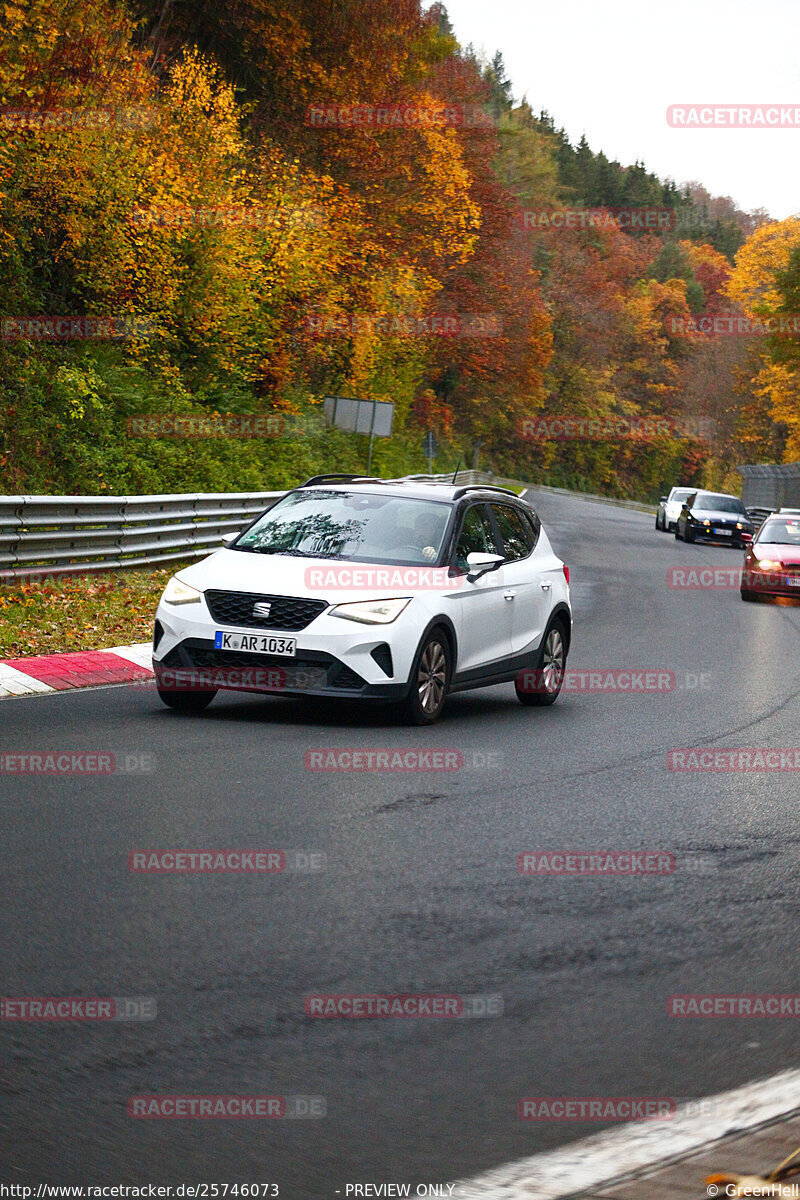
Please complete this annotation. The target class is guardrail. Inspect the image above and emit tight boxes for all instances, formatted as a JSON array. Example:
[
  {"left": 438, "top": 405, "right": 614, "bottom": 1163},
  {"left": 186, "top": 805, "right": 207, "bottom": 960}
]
[
  {"left": 0, "top": 493, "right": 283, "bottom": 581},
  {"left": 747, "top": 506, "right": 774, "bottom": 526}
]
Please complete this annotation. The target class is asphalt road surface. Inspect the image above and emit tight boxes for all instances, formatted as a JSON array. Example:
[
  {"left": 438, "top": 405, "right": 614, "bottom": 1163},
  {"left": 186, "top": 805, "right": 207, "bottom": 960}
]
[{"left": 3, "top": 488, "right": 800, "bottom": 1195}]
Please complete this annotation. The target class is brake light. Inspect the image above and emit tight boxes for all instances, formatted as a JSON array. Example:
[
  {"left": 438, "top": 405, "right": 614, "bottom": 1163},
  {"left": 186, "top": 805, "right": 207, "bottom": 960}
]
[{"left": 562, "top": 564, "right": 569, "bottom": 584}]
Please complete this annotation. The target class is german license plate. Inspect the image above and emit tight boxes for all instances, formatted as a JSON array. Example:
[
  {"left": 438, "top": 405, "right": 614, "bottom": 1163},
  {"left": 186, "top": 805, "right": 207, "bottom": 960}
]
[
  {"left": 787, "top": 577, "right": 800, "bottom": 587},
  {"left": 214, "top": 631, "right": 296, "bottom": 656},
  {"left": 713, "top": 528, "right": 732, "bottom": 535}
]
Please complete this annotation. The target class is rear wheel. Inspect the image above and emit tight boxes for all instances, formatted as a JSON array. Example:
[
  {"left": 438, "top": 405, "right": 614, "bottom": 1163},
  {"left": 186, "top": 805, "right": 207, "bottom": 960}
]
[
  {"left": 516, "top": 621, "right": 567, "bottom": 707},
  {"left": 157, "top": 686, "right": 217, "bottom": 713},
  {"left": 399, "top": 630, "right": 451, "bottom": 725}
]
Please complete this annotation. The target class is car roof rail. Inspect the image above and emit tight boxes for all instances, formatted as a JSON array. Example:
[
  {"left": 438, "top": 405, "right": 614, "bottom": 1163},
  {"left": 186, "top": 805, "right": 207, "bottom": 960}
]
[
  {"left": 298, "top": 474, "right": 376, "bottom": 488},
  {"left": 452, "top": 484, "right": 522, "bottom": 500}
]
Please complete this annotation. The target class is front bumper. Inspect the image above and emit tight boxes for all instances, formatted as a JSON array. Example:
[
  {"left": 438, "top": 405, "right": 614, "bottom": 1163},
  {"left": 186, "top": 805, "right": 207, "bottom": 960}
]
[
  {"left": 154, "top": 639, "right": 409, "bottom": 700},
  {"left": 691, "top": 522, "right": 752, "bottom": 546},
  {"left": 742, "top": 569, "right": 800, "bottom": 597}
]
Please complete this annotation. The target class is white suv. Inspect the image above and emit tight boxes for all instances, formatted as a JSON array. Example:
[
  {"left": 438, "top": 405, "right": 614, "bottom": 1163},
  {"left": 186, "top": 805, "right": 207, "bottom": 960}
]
[{"left": 152, "top": 476, "right": 572, "bottom": 724}]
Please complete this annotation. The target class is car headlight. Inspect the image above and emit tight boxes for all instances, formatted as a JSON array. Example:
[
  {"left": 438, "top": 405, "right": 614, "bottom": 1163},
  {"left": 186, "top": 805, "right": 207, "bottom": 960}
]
[
  {"left": 329, "top": 597, "right": 412, "bottom": 625},
  {"left": 758, "top": 559, "right": 781, "bottom": 571},
  {"left": 702, "top": 518, "right": 710, "bottom": 525},
  {"left": 161, "top": 576, "right": 202, "bottom": 605}
]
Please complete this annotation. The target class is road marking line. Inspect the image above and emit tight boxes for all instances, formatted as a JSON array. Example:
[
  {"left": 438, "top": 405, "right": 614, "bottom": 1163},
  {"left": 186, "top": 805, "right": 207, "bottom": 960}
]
[{"left": 453, "top": 1069, "right": 800, "bottom": 1198}]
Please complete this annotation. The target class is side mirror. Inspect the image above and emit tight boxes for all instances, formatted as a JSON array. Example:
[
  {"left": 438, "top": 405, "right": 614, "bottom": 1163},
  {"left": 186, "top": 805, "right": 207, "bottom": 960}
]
[
  {"left": 221, "top": 533, "right": 236, "bottom": 547},
  {"left": 466, "top": 551, "right": 504, "bottom": 583},
  {"left": 659, "top": 496, "right": 667, "bottom": 503}
]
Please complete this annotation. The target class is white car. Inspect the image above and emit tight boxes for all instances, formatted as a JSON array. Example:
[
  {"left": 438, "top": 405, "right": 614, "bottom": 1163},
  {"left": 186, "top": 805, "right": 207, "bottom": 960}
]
[
  {"left": 152, "top": 476, "right": 572, "bottom": 724},
  {"left": 656, "top": 486, "right": 694, "bottom": 532}
]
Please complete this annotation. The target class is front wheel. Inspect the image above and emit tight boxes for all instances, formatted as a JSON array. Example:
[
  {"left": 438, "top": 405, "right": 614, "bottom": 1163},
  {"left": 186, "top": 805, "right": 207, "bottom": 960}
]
[
  {"left": 399, "top": 630, "right": 451, "bottom": 725},
  {"left": 684, "top": 525, "right": 695, "bottom": 543},
  {"left": 516, "top": 622, "right": 567, "bottom": 707},
  {"left": 157, "top": 685, "right": 217, "bottom": 713},
  {"left": 674, "top": 523, "right": 683, "bottom": 540}
]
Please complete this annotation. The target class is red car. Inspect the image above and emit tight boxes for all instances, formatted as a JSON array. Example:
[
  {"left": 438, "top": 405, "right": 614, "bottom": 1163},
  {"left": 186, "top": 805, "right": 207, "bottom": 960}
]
[{"left": 741, "top": 510, "right": 800, "bottom": 600}]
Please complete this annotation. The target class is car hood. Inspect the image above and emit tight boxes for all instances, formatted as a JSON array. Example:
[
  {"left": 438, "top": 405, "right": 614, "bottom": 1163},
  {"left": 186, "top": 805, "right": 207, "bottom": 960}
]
[
  {"left": 690, "top": 507, "right": 750, "bottom": 522},
  {"left": 750, "top": 542, "right": 800, "bottom": 562},
  {"left": 171, "top": 548, "right": 461, "bottom": 602}
]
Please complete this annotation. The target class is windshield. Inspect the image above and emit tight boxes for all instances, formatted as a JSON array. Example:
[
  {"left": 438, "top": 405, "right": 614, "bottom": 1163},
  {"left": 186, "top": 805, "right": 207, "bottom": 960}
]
[
  {"left": 668, "top": 489, "right": 692, "bottom": 503},
  {"left": 693, "top": 493, "right": 747, "bottom": 515},
  {"left": 232, "top": 490, "right": 452, "bottom": 565},
  {"left": 757, "top": 519, "right": 800, "bottom": 545}
]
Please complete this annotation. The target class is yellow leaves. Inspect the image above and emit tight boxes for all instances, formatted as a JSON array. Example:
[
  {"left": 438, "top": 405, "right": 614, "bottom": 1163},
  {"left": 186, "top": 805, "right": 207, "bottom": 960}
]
[
  {"left": 725, "top": 217, "right": 800, "bottom": 316},
  {"left": 161, "top": 50, "right": 245, "bottom": 169}
]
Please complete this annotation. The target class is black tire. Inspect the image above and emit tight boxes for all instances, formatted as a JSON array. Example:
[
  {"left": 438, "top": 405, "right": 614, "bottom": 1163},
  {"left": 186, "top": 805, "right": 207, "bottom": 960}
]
[
  {"left": 684, "top": 524, "right": 695, "bottom": 543},
  {"left": 399, "top": 629, "right": 451, "bottom": 725},
  {"left": 655, "top": 512, "right": 663, "bottom": 531},
  {"left": 674, "top": 523, "right": 682, "bottom": 540},
  {"left": 516, "top": 620, "right": 567, "bottom": 707},
  {"left": 157, "top": 686, "right": 217, "bottom": 713},
  {"left": 740, "top": 589, "right": 758, "bottom": 602}
]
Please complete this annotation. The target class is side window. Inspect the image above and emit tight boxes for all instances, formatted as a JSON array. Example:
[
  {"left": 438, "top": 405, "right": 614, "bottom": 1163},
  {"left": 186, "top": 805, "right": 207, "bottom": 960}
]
[
  {"left": 490, "top": 505, "right": 533, "bottom": 562},
  {"left": 453, "top": 505, "right": 499, "bottom": 572},
  {"left": 525, "top": 505, "right": 541, "bottom": 545}
]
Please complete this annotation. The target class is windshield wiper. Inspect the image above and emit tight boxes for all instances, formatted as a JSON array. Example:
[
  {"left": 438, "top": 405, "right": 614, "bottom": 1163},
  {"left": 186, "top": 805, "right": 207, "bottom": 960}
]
[{"left": 239, "top": 546, "right": 318, "bottom": 557}]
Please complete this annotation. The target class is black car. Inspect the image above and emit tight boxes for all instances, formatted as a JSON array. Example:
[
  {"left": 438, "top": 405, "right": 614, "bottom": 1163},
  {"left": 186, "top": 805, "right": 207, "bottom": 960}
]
[{"left": 674, "top": 490, "right": 754, "bottom": 547}]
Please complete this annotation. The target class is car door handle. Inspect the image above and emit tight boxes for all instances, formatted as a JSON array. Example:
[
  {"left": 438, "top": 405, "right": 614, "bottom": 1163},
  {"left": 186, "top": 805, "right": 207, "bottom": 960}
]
[
  {"left": 541, "top": 581, "right": 552, "bottom": 590},
  {"left": 504, "top": 591, "right": 516, "bottom": 600}
]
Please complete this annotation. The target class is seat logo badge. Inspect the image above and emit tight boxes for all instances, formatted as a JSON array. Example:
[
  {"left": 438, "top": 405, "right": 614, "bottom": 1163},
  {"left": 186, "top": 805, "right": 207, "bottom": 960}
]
[{"left": 253, "top": 601, "right": 272, "bottom": 618}]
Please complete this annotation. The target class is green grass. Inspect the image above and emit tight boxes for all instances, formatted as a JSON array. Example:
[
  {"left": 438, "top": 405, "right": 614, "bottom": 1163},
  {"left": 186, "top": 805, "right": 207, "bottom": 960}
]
[{"left": 0, "top": 563, "right": 194, "bottom": 658}]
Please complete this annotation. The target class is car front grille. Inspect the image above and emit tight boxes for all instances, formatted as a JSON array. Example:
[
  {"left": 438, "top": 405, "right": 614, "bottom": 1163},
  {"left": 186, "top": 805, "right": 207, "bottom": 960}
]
[{"left": 204, "top": 590, "right": 327, "bottom": 631}]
